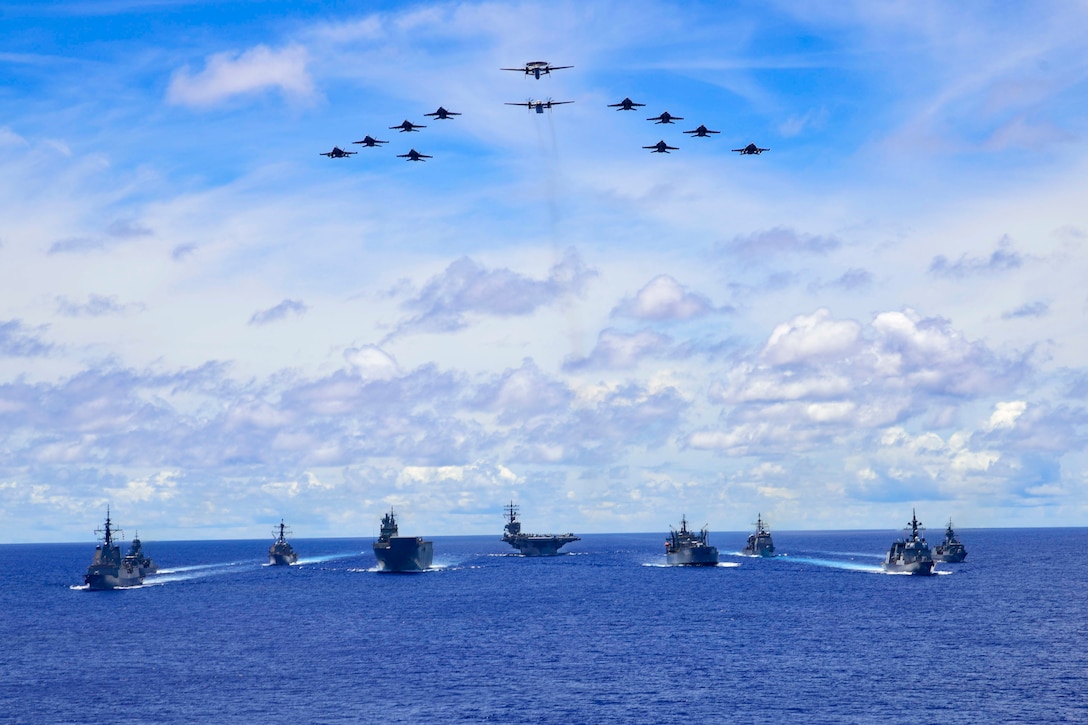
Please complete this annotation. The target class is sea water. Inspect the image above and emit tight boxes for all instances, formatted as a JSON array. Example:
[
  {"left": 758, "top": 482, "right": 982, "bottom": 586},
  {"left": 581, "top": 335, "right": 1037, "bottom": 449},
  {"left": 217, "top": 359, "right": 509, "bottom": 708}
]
[{"left": 0, "top": 528, "right": 1085, "bottom": 724}]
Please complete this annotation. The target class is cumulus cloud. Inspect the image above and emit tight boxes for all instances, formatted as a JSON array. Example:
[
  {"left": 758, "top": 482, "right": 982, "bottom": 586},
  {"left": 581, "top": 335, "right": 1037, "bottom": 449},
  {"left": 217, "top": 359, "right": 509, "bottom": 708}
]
[
  {"left": 387, "top": 249, "right": 596, "bottom": 339},
  {"left": 563, "top": 328, "right": 672, "bottom": 371},
  {"left": 167, "top": 44, "right": 314, "bottom": 108},
  {"left": 344, "top": 345, "right": 400, "bottom": 381},
  {"left": 611, "top": 275, "right": 724, "bottom": 321},
  {"left": 929, "top": 236, "right": 1023, "bottom": 278},
  {"left": 249, "top": 299, "right": 308, "bottom": 326},
  {"left": 474, "top": 359, "right": 572, "bottom": 424},
  {"left": 721, "top": 226, "right": 841, "bottom": 261}
]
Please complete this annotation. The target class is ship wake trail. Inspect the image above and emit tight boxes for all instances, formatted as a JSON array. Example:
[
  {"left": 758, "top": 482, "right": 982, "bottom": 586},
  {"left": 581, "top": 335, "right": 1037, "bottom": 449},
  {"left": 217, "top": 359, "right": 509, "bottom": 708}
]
[
  {"left": 149, "top": 560, "right": 259, "bottom": 583},
  {"left": 786, "top": 556, "right": 884, "bottom": 573},
  {"left": 290, "top": 552, "right": 358, "bottom": 566}
]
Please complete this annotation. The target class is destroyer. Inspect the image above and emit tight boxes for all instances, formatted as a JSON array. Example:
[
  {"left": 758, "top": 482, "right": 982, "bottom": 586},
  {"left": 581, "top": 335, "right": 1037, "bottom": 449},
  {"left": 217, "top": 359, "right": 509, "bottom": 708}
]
[
  {"left": 84, "top": 509, "right": 151, "bottom": 590},
  {"left": 665, "top": 516, "right": 719, "bottom": 566},
  {"left": 742, "top": 514, "right": 776, "bottom": 557},
  {"left": 373, "top": 509, "right": 433, "bottom": 572},
  {"left": 268, "top": 519, "right": 299, "bottom": 566},
  {"left": 932, "top": 518, "right": 967, "bottom": 563},
  {"left": 882, "top": 510, "right": 935, "bottom": 575},
  {"left": 122, "top": 532, "right": 157, "bottom": 577},
  {"left": 501, "top": 502, "right": 580, "bottom": 556}
]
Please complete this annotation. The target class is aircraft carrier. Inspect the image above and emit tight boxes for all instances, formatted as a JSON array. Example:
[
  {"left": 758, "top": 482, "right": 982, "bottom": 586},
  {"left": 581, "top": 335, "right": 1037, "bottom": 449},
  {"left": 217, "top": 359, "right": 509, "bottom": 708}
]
[{"left": 501, "top": 502, "right": 580, "bottom": 556}]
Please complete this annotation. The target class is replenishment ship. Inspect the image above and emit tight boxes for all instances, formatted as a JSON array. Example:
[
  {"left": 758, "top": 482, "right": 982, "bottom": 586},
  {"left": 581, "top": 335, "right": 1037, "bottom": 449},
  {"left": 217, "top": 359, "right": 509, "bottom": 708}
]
[
  {"left": 501, "top": 502, "right": 580, "bottom": 556},
  {"left": 268, "top": 519, "right": 299, "bottom": 566},
  {"left": 84, "top": 509, "right": 152, "bottom": 590},
  {"left": 665, "top": 515, "right": 719, "bottom": 566},
  {"left": 882, "top": 510, "right": 935, "bottom": 575},
  {"left": 932, "top": 518, "right": 967, "bottom": 562},
  {"left": 373, "top": 509, "right": 433, "bottom": 572},
  {"left": 742, "top": 514, "right": 776, "bottom": 557}
]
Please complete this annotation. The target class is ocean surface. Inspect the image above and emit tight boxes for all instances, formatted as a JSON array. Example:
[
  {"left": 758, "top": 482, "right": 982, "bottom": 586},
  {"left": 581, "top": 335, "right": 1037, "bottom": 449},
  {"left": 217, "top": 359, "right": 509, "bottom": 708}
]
[{"left": 1, "top": 527, "right": 1085, "bottom": 724}]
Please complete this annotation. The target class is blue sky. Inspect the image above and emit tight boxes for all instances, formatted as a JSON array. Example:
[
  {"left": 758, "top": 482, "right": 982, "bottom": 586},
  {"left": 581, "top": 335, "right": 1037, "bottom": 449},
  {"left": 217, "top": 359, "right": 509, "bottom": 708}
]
[{"left": 2, "top": 0, "right": 1087, "bottom": 542}]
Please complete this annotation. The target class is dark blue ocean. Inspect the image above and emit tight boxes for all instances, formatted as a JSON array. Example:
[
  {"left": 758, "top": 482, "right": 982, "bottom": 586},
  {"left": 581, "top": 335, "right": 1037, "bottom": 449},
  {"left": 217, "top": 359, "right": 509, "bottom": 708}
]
[{"left": 1, "top": 528, "right": 1085, "bottom": 724}]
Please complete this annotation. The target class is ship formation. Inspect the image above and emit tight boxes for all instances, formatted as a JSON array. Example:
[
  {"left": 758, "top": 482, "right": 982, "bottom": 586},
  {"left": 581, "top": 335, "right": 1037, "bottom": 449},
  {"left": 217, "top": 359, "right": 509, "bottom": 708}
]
[
  {"left": 84, "top": 509, "right": 157, "bottom": 590},
  {"left": 502, "top": 502, "right": 580, "bottom": 556},
  {"left": 932, "top": 518, "right": 968, "bottom": 562},
  {"left": 373, "top": 509, "right": 434, "bottom": 572},
  {"left": 742, "top": 514, "right": 776, "bottom": 557},
  {"left": 268, "top": 519, "right": 299, "bottom": 566},
  {"left": 665, "top": 515, "right": 719, "bottom": 566},
  {"left": 882, "top": 510, "right": 935, "bottom": 575}
]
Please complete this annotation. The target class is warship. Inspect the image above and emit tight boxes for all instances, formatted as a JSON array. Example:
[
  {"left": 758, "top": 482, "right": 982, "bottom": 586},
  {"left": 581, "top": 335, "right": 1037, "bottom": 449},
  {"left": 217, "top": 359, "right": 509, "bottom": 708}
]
[
  {"left": 882, "top": 510, "right": 935, "bottom": 575},
  {"left": 742, "top": 513, "right": 776, "bottom": 557},
  {"left": 373, "top": 509, "right": 433, "bottom": 572},
  {"left": 932, "top": 518, "right": 967, "bottom": 562},
  {"left": 501, "top": 502, "right": 580, "bottom": 556},
  {"left": 268, "top": 519, "right": 299, "bottom": 566},
  {"left": 84, "top": 509, "right": 150, "bottom": 590},
  {"left": 122, "top": 532, "right": 157, "bottom": 577},
  {"left": 665, "top": 515, "right": 719, "bottom": 566}
]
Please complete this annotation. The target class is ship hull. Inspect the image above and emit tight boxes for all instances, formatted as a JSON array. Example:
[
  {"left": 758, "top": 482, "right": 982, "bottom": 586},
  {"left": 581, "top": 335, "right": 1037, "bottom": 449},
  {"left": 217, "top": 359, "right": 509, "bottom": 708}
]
[
  {"left": 374, "top": 537, "right": 433, "bottom": 572},
  {"left": 504, "top": 535, "right": 578, "bottom": 556},
  {"left": 85, "top": 567, "right": 143, "bottom": 590},
  {"left": 933, "top": 548, "right": 966, "bottom": 563},
  {"left": 269, "top": 553, "right": 297, "bottom": 566},
  {"left": 666, "top": 547, "right": 719, "bottom": 566},
  {"left": 881, "top": 560, "right": 935, "bottom": 575}
]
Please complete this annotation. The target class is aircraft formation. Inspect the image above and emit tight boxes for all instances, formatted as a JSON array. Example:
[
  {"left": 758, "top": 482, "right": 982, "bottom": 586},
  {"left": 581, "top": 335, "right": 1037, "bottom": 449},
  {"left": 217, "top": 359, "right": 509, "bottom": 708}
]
[{"left": 319, "top": 60, "right": 768, "bottom": 162}]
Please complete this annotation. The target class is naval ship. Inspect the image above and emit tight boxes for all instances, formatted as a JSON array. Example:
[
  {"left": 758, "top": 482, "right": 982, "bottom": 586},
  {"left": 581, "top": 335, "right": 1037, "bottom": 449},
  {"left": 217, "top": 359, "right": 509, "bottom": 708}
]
[
  {"left": 665, "top": 515, "right": 719, "bottom": 566},
  {"left": 742, "top": 513, "right": 776, "bottom": 557},
  {"left": 882, "top": 510, "right": 935, "bottom": 575},
  {"left": 84, "top": 509, "right": 152, "bottom": 590},
  {"left": 373, "top": 509, "right": 433, "bottom": 572},
  {"left": 268, "top": 519, "right": 299, "bottom": 566},
  {"left": 932, "top": 518, "right": 967, "bottom": 562},
  {"left": 501, "top": 502, "right": 580, "bottom": 556}
]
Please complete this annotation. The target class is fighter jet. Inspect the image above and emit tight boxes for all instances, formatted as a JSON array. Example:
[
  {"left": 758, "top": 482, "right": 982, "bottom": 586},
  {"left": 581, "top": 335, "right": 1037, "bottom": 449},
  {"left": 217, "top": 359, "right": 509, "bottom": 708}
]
[
  {"left": 608, "top": 97, "right": 646, "bottom": 111},
  {"left": 733, "top": 143, "right": 770, "bottom": 155},
  {"left": 505, "top": 99, "right": 574, "bottom": 115},
  {"left": 390, "top": 119, "right": 427, "bottom": 133},
  {"left": 320, "top": 146, "right": 357, "bottom": 158},
  {"left": 647, "top": 111, "right": 683, "bottom": 124},
  {"left": 501, "top": 61, "right": 573, "bottom": 79},
  {"left": 684, "top": 125, "right": 720, "bottom": 137},
  {"left": 352, "top": 135, "right": 389, "bottom": 147},
  {"left": 397, "top": 149, "right": 432, "bottom": 162},
  {"left": 424, "top": 107, "right": 461, "bottom": 120},
  {"left": 644, "top": 140, "right": 679, "bottom": 154}
]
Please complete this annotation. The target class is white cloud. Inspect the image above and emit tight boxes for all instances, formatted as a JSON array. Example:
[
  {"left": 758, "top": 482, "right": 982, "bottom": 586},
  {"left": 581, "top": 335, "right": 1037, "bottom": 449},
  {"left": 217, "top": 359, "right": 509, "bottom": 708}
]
[
  {"left": 611, "top": 275, "right": 719, "bottom": 321},
  {"left": 167, "top": 44, "right": 314, "bottom": 108}
]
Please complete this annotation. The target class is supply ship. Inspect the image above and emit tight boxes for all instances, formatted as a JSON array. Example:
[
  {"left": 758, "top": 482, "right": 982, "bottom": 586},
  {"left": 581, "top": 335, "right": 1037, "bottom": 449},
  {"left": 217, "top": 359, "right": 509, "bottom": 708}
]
[
  {"left": 84, "top": 509, "right": 152, "bottom": 590},
  {"left": 268, "top": 519, "right": 299, "bottom": 566},
  {"left": 373, "top": 509, "right": 433, "bottom": 572},
  {"left": 501, "top": 502, "right": 580, "bottom": 556},
  {"left": 882, "top": 510, "right": 935, "bottom": 575},
  {"left": 932, "top": 518, "right": 967, "bottom": 562},
  {"left": 742, "top": 514, "right": 776, "bottom": 557},
  {"left": 665, "top": 515, "right": 719, "bottom": 566}
]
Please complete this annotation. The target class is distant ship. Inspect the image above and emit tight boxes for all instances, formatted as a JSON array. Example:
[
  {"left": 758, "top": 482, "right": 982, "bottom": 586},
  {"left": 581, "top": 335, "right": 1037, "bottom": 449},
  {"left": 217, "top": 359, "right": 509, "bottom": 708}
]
[
  {"left": 373, "top": 509, "right": 433, "bottom": 572},
  {"left": 502, "top": 502, "right": 580, "bottom": 556},
  {"left": 742, "top": 514, "right": 776, "bottom": 557},
  {"left": 665, "top": 515, "right": 719, "bottom": 566},
  {"left": 882, "top": 510, "right": 935, "bottom": 575},
  {"left": 84, "top": 509, "right": 152, "bottom": 590},
  {"left": 268, "top": 519, "right": 299, "bottom": 566},
  {"left": 932, "top": 518, "right": 967, "bottom": 563}
]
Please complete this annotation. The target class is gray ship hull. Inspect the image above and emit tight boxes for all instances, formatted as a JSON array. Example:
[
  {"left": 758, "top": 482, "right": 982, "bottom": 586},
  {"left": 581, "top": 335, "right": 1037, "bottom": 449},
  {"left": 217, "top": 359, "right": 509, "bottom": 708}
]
[
  {"left": 269, "top": 553, "right": 297, "bottom": 566},
  {"left": 374, "top": 537, "right": 433, "bottom": 572},
  {"left": 666, "top": 546, "right": 719, "bottom": 566},
  {"left": 85, "top": 566, "right": 143, "bottom": 590},
  {"left": 881, "top": 560, "right": 935, "bottom": 575},
  {"left": 932, "top": 547, "right": 966, "bottom": 563},
  {"left": 504, "top": 535, "right": 579, "bottom": 556}
]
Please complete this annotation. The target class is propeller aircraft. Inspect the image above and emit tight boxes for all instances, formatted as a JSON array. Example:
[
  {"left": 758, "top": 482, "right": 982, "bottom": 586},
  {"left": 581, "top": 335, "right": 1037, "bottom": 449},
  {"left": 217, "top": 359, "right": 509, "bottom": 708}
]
[
  {"left": 501, "top": 61, "right": 573, "bottom": 79},
  {"left": 505, "top": 98, "right": 574, "bottom": 114}
]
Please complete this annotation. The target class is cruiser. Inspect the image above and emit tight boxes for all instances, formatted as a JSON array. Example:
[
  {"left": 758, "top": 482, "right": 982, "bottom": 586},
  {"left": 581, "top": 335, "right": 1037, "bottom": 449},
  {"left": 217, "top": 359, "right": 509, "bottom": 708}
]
[
  {"left": 932, "top": 518, "right": 967, "bottom": 563},
  {"left": 268, "top": 519, "right": 299, "bottom": 566},
  {"left": 501, "top": 502, "right": 580, "bottom": 556},
  {"left": 742, "top": 514, "right": 776, "bottom": 557},
  {"left": 373, "top": 509, "right": 433, "bottom": 572},
  {"left": 665, "top": 516, "right": 719, "bottom": 566},
  {"left": 882, "top": 510, "right": 935, "bottom": 575},
  {"left": 84, "top": 509, "right": 149, "bottom": 590}
]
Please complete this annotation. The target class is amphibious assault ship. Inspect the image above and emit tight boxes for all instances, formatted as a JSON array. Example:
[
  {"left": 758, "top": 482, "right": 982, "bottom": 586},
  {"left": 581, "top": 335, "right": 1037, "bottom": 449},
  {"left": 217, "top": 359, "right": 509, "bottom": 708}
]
[
  {"left": 373, "top": 509, "right": 433, "bottom": 572},
  {"left": 742, "top": 514, "right": 776, "bottom": 557},
  {"left": 665, "top": 516, "right": 719, "bottom": 566},
  {"left": 932, "top": 518, "right": 967, "bottom": 563},
  {"left": 268, "top": 519, "right": 299, "bottom": 566},
  {"left": 84, "top": 509, "right": 152, "bottom": 590},
  {"left": 501, "top": 502, "right": 580, "bottom": 556},
  {"left": 882, "top": 510, "right": 935, "bottom": 575}
]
